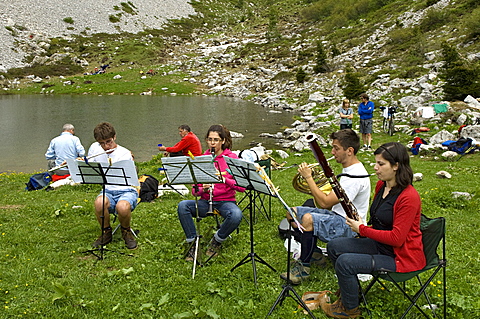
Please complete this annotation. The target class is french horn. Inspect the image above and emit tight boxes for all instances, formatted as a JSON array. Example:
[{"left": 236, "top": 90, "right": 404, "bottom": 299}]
[{"left": 292, "top": 163, "right": 330, "bottom": 194}]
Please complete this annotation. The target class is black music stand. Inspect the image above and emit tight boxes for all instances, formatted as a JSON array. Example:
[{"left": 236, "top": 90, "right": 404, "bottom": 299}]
[
  {"left": 253, "top": 168, "right": 316, "bottom": 318},
  {"left": 225, "top": 157, "right": 276, "bottom": 285},
  {"left": 67, "top": 158, "right": 139, "bottom": 260},
  {"left": 161, "top": 155, "right": 222, "bottom": 279},
  {"left": 266, "top": 219, "right": 316, "bottom": 318}
]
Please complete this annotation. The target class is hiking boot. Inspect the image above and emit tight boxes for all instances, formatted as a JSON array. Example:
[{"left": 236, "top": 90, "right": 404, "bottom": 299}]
[
  {"left": 310, "top": 250, "right": 327, "bottom": 267},
  {"left": 185, "top": 244, "right": 197, "bottom": 262},
  {"left": 92, "top": 227, "right": 112, "bottom": 248},
  {"left": 206, "top": 237, "right": 222, "bottom": 257},
  {"left": 121, "top": 227, "right": 138, "bottom": 250},
  {"left": 280, "top": 260, "right": 310, "bottom": 285},
  {"left": 321, "top": 298, "right": 361, "bottom": 318}
]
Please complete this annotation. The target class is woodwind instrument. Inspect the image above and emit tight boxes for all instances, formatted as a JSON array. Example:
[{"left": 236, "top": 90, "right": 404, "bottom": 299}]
[
  {"left": 306, "top": 134, "right": 359, "bottom": 221},
  {"left": 48, "top": 148, "right": 117, "bottom": 172}
]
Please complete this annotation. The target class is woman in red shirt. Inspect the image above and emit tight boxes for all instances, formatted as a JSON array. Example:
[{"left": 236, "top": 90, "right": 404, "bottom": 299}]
[{"left": 321, "top": 142, "right": 426, "bottom": 318}]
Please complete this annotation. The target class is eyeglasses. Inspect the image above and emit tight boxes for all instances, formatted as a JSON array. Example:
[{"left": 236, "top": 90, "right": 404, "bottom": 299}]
[
  {"left": 98, "top": 138, "right": 114, "bottom": 146},
  {"left": 207, "top": 138, "right": 222, "bottom": 143}
]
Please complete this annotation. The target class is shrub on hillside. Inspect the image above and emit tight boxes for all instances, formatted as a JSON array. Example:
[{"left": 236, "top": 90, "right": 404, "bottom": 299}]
[
  {"left": 6, "top": 57, "right": 83, "bottom": 79},
  {"left": 419, "top": 8, "right": 450, "bottom": 32},
  {"left": 464, "top": 7, "right": 480, "bottom": 38}
]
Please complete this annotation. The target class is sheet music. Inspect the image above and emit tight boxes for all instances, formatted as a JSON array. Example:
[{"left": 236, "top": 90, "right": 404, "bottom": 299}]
[
  {"left": 225, "top": 157, "right": 274, "bottom": 196},
  {"left": 161, "top": 155, "right": 221, "bottom": 185},
  {"left": 66, "top": 159, "right": 139, "bottom": 186}
]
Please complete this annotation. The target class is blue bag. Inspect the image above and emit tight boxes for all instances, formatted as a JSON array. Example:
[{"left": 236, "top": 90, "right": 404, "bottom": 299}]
[{"left": 25, "top": 172, "right": 52, "bottom": 191}]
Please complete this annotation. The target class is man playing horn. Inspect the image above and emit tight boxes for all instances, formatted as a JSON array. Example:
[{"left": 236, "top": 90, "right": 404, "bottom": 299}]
[{"left": 281, "top": 129, "right": 371, "bottom": 285}]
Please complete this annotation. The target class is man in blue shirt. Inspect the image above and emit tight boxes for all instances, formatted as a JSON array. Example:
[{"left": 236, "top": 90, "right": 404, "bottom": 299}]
[
  {"left": 357, "top": 93, "right": 374, "bottom": 149},
  {"left": 45, "top": 123, "right": 85, "bottom": 174}
]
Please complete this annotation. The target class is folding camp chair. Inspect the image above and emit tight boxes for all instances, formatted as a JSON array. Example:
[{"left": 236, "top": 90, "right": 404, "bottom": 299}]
[{"left": 359, "top": 215, "right": 446, "bottom": 319}]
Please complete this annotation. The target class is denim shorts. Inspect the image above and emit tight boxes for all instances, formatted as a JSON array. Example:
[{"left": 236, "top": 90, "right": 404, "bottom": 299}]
[
  {"left": 295, "top": 206, "right": 355, "bottom": 243},
  {"left": 97, "top": 188, "right": 138, "bottom": 213}
]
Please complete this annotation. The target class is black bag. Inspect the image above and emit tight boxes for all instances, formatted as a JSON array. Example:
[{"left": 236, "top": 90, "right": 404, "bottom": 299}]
[
  {"left": 25, "top": 172, "right": 52, "bottom": 191},
  {"left": 138, "top": 174, "right": 159, "bottom": 202}
]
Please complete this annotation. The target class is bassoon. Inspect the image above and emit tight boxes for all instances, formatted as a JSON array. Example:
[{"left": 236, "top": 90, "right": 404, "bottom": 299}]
[{"left": 306, "top": 134, "right": 359, "bottom": 221}]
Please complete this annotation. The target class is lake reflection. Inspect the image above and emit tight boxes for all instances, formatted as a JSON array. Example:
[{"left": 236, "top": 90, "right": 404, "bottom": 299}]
[{"left": 0, "top": 95, "right": 295, "bottom": 173}]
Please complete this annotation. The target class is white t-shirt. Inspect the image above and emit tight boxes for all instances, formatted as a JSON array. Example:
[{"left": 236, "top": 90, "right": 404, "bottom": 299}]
[
  {"left": 331, "top": 162, "right": 371, "bottom": 221},
  {"left": 88, "top": 142, "right": 136, "bottom": 192}
]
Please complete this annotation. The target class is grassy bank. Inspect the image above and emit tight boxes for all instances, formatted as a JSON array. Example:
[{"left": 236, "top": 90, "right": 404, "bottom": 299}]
[{"left": 1, "top": 129, "right": 479, "bottom": 318}]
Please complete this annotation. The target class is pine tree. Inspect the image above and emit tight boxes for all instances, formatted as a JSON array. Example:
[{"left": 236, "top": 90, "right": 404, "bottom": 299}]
[
  {"left": 313, "top": 41, "right": 328, "bottom": 74},
  {"left": 296, "top": 67, "right": 307, "bottom": 83},
  {"left": 440, "top": 42, "right": 480, "bottom": 100},
  {"left": 343, "top": 69, "right": 365, "bottom": 100}
]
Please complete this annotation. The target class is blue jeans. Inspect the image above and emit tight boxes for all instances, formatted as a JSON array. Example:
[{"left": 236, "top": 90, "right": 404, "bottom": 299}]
[
  {"left": 295, "top": 207, "right": 356, "bottom": 242},
  {"left": 327, "top": 237, "right": 396, "bottom": 310},
  {"left": 177, "top": 199, "right": 242, "bottom": 243}
]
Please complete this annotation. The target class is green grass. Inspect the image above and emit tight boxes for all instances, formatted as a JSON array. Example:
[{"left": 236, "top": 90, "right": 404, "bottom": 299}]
[{"left": 1, "top": 126, "right": 479, "bottom": 318}]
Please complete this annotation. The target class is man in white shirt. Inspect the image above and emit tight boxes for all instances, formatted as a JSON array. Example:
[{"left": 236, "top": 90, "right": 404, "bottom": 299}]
[
  {"left": 281, "top": 129, "right": 371, "bottom": 284},
  {"left": 88, "top": 122, "right": 138, "bottom": 250}
]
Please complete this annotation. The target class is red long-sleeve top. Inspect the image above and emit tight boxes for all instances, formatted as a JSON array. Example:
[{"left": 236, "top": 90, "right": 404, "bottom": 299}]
[
  {"left": 359, "top": 181, "right": 426, "bottom": 273},
  {"left": 165, "top": 132, "right": 202, "bottom": 157}
]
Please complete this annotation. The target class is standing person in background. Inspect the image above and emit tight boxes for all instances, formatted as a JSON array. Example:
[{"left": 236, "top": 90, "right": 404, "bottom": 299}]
[
  {"left": 320, "top": 142, "right": 425, "bottom": 318},
  {"left": 158, "top": 124, "right": 202, "bottom": 157},
  {"left": 45, "top": 123, "right": 85, "bottom": 175},
  {"left": 88, "top": 122, "right": 139, "bottom": 250},
  {"left": 357, "top": 93, "right": 374, "bottom": 149},
  {"left": 339, "top": 99, "right": 354, "bottom": 130},
  {"left": 177, "top": 124, "right": 245, "bottom": 260}
]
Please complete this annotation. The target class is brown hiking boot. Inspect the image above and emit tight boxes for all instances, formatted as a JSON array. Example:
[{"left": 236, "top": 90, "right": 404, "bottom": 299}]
[
  {"left": 92, "top": 227, "right": 112, "bottom": 248},
  {"left": 321, "top": 298, "right": 361, "bottom": 318},
  {"left": 206, "top": 237, "right": 222, "bottom": 257},
  {"left": 121, "top": 227, "right": 138, "bottom": 250}
]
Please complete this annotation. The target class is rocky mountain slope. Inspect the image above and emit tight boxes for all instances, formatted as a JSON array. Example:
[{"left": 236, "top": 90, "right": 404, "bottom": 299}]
[{"left": 0, "top": 0, "right": 194, "bottom": 71}]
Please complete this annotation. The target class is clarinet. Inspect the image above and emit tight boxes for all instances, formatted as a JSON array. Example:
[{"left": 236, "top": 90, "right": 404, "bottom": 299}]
[
  {"left": 306, "top": 134, "right": 359, "bottom": 221},
  {"left": 207, "top": 148, "right": 216, "bottom": 214}
]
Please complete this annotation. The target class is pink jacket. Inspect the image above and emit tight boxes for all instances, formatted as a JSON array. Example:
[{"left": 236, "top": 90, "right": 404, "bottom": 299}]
[{"left": 191, "top": 148, "right": 245, "bottom": 201}]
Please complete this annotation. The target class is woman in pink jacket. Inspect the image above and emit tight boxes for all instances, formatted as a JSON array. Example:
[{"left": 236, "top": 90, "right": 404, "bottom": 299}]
[
  {"left": 178, "top": 124, "right": 245, "bottom": 260},
  {"left": 321, "top": 142, "right": 426, "bottom": 318}
]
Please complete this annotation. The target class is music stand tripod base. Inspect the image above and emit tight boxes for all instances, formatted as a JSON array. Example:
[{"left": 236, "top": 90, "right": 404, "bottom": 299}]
[{"left": 225, "top": 158, "right": 277, "bottom": 285}]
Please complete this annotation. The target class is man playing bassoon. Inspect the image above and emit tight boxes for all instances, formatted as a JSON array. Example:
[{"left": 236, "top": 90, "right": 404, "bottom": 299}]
[{"left": 281, "top": 129, "right": 371, "bottom": 284}]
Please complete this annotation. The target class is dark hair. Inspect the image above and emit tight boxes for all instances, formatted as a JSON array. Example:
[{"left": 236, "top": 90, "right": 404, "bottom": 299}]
[
  {"left": 93, "top": 122, "right": 116, "bottom": 141},
  {"left": 359, "top": 93, "right": 369, "bottom": 100},
  {"left": 374, "top": 142, "right": 413, "bottom": 190},
  {"left": 178, "top": 124, "right": 191, "bottom": 132},
  {"left": 205, "top": 124, "right": 232, "bottom": 150},
  {"left": 330, "top": 129, "right": 360, "bottom": 154}
]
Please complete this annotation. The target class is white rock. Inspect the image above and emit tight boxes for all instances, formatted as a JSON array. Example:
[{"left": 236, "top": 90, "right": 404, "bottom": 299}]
[
  {"left": 436, "top": 171, "right": 452, "bottom": 179},
  {"left": 413, "top": 173, "right": 423, "bottom": 182}
]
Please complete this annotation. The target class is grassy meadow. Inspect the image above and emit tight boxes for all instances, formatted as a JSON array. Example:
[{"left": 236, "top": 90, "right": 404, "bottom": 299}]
[{"left": 1, "top": 127, "right": 479, "bottom": 318}]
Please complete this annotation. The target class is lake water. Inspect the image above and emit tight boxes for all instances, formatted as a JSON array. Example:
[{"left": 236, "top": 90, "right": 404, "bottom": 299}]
[{"left": 0, "top": 95, "right": 296, "bottom": 173}]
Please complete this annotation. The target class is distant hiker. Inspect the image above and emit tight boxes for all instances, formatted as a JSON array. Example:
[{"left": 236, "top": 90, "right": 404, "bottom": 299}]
[{"left": 358, "top": 93, "right": 374, "bottom": 149}]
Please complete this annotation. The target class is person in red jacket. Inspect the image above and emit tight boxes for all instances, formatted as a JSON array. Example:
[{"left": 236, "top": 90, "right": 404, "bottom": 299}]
[
  {"left": 321, "top": 142, "right": 425, "bottom": 318},
  {"left": 177, "top": 124, "right": 245, "bottom": 260},
  {"left": 158, "top": 124, "right": 202, "bottom": 157}
]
